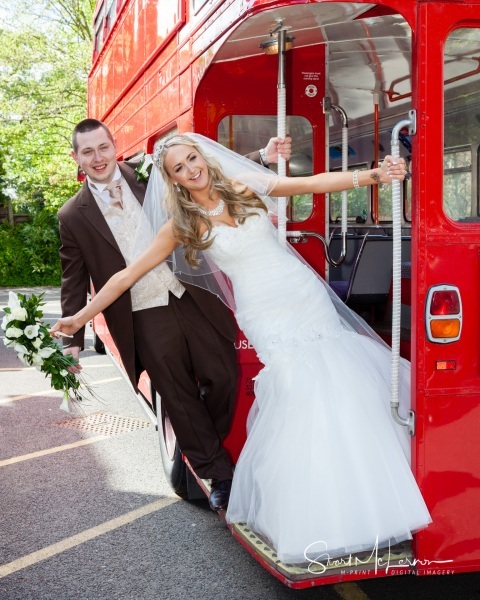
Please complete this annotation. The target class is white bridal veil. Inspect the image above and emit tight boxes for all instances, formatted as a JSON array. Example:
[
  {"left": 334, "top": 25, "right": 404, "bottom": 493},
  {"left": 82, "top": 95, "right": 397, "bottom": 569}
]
[{"left": 135, "top": 132, "right": 392, "bottom": 346}]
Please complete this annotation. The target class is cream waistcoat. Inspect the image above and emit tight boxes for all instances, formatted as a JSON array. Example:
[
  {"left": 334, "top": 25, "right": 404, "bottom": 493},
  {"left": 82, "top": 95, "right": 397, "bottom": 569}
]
[{"left": 92, "top": 177, "right": 185, "bottom": 311}]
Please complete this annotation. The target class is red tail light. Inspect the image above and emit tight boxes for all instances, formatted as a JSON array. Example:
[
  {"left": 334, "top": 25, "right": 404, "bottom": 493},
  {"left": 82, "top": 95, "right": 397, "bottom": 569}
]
[
  {"left": 430, "top": 290, "right": 460, "bottom": 315},
  {"left": 426, "top": 285, "right": 462, "bottom": 344}
]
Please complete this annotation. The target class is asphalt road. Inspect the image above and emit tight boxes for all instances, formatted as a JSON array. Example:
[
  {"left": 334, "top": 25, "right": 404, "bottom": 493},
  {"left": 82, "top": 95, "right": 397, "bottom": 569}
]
[{"left": 1, "top": 287, "right": 480, "bottom": 600}]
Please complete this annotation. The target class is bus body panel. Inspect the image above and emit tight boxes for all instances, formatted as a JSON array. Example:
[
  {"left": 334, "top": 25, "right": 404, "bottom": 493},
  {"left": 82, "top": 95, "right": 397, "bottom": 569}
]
[
  {"left": 412, "top": 0, "right": 480, "bottom": 572},
  {"left": 88, "top": 0, "right": 480, "bottom": 583}
]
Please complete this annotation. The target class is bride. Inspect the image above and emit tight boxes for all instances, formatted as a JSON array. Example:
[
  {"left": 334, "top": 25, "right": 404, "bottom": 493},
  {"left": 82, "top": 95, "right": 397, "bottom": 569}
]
[{"left": 51, "top": 133, "right": 431, "bottom": 564}]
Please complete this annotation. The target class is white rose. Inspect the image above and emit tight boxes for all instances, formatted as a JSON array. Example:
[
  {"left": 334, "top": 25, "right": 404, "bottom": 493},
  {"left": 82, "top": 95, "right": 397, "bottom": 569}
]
[
  {"left": 5, "top": 326, "right": 23, "bottom": 338},
  {"left": 11, "top": 307, "right": 28, "bottom": 321},
  {"left": 1, "top": 313, "right": 12, "bottom": 330},
  {"left": 14, "top": 342, "right": 29, "bottom": 355},
  {"left": 17, "top": 353, "right": 29, "bottom": 366},
  {"left": 138, "top": 154, "right": 153, "bottom": 176},
  {"left": 39, "top": 346, "right": 57, "bottom": 359},
  {"left": 3, "top": 337, "right": 15, "bottom": 347},
  {"left": 31, "top": 353, "right": 44, "bottom": 367},
  {"left": 7, "top": 291, "right": 20, "bottom": 310},
  {"left": 60, "top": 369, "right": 69, "bottom": 377},
  {"left": 32, "top": 337, "right": 43, "bottom": 349},
  {"left": 24, "top": 324, "right": 40, "bottom": 339}
]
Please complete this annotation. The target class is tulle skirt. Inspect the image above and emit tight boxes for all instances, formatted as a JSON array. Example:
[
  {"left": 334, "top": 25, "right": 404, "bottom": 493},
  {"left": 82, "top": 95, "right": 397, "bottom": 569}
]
[{"left": 226, "top": 331, "right": 432, "bottom": 564}]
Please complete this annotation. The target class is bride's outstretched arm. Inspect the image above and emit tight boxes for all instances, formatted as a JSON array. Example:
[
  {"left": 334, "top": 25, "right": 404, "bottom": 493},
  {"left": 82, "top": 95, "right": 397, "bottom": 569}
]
[
  {"left": 269, "top": 155, "right": 407, "bottom": 196},
  {"left": 50, "top": 221, "right": 178, "bottom": 337}
]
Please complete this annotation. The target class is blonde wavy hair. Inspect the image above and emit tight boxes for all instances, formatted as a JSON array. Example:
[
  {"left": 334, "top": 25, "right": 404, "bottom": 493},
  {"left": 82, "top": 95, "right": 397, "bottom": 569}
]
[{"left": 154, "top": 134, "right": 268, "bottom": 267}]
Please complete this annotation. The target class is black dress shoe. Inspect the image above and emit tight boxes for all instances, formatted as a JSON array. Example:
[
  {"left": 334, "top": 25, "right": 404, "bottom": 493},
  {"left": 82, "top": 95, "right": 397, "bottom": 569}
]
[{"left": 209, "top": 479, "right": 232, "bottom": 511}]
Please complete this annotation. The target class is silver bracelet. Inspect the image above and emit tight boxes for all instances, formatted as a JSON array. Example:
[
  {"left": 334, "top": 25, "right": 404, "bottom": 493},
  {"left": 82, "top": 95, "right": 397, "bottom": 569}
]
[
  {"left": 259, "top": 148, "right": 269, "bottom": 168},
  {"left": 352, "top": 170, "right": 360, "bottom": 188}
]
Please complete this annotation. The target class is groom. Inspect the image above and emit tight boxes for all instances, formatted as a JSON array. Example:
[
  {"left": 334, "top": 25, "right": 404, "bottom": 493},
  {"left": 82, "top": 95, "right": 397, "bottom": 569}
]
[{"left": 59, "top": 119, "right": 290, "bottom": 511}]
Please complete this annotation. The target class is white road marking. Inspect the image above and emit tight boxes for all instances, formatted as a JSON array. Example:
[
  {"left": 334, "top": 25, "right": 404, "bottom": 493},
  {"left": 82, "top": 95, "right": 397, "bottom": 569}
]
[
  {"left": 0, "top": 436, "right": 108, "bottom": 467},
  {"left": 0, "top": 498, "right": 177, "bottom": 579},
  {"left": 0, "top": 377, "right": 122, "bottom": 404}
]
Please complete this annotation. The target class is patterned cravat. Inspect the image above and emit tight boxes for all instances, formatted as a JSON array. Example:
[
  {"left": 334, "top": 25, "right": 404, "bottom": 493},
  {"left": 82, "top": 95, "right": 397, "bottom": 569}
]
[{"left": 105, "top": 178, "right": 123, "bottom": 209}]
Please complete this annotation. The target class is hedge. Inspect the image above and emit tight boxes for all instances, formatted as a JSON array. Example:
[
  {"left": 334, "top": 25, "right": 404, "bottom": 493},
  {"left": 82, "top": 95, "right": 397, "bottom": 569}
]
[{"left": 0, "top": 212, "right": 62, "bottom": 286}]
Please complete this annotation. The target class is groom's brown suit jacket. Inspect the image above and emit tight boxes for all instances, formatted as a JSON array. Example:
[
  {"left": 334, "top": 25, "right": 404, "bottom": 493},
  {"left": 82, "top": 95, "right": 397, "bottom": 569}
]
[{"left": 58, "top": 161, "right": 236, "bottom": 392}]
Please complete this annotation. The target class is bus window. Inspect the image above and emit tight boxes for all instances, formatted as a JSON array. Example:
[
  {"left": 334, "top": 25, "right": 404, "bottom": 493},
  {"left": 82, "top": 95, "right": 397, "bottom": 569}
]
[
  {"left": 404, "top": 158, "right": 412, "bottom": 222},
  {"left": 378, "top": 180, "right": 393, "bottom": 222},
  {"left": 443, "top": 147, "right": 472, "bottom": 220},
  {"left": 378, "top": 174, "right": 410, "bottom": 223},
  {"left": 94, "top": 3, "right": 105, "bottom": 55},
  {"left": 192, "top": 0, "right": 209, "bottom": 13},
  {"left": 329, "top": 165, "right": 368, "bottom": 223},
  {"left": 330, "top": 163, "right": 411, "bottom": 224},
  {"left": 444, "top": 28, "right": 480, "bottom": 221},
  {"left": 106, "top": 0, "right": 117, "bottom": 34},
  {"left": 217, "top": 115, "right": 313, "bottom": 221}
]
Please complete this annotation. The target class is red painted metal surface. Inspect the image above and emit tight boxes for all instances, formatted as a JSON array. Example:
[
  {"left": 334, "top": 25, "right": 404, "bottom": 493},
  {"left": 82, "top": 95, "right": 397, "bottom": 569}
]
[
  {"left": 221, "top": 331, "right": 260, "bottom": 464},
  {"left": 412, "top": 1, "right": 480, "bottom": 575},
  {"left": 193, "top": 43, "right": 327, "bottom": 275},
  {"left": 88, "top": 0, "right": 480, "bottom": 585}
]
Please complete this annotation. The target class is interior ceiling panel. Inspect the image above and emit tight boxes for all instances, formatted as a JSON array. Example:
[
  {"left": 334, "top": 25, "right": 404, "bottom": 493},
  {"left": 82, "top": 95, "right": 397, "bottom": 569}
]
[
  {"left": 212, "top": 3, "right": 412, "bottom": 120},
  {"left": 213, "top": 3, "right": 376, "bottom": 62}
]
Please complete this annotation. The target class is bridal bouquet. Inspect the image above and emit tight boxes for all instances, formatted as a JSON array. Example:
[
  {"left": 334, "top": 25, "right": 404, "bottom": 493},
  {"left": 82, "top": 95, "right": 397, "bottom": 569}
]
[{"left": 1, "top": 291, "right": 90, "bottom": 411}]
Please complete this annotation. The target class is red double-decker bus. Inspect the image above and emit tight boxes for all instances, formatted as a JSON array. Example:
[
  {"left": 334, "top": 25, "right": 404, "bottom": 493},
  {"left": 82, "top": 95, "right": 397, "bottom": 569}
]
[{"left": 88, "top": 0, "right": 480, "bottom": 588}]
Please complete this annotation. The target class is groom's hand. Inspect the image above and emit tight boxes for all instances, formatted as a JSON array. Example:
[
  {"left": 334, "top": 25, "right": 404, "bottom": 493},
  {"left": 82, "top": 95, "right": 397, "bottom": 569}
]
[
  {"left": 265, "top": 136, "right": 292, "bottom": 164},
  {"left": 62, "top": 346, "right": 82, "bottom": 373}
]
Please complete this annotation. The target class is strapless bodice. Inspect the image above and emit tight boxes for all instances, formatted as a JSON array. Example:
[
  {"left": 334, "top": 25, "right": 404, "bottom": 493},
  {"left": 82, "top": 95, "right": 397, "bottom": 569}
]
[{"left": 204, "top": 211, "right": 342, "bottom": 363}]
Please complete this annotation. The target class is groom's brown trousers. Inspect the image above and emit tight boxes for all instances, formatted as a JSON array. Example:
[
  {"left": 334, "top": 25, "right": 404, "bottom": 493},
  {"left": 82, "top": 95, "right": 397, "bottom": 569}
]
[{"left": 133, "top": 290, "right": 237, "bottom": 481}]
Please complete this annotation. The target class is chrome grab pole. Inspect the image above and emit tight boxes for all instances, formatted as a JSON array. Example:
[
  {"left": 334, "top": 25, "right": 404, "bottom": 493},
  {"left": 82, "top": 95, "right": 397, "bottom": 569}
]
[
  {"left": 286, "top": 100, "right": 349, "bottom": 267},
  {"left": 326, "top": 100, "right": 349, "bottom": 266},
  {"left": 286, "top": 231, "right": 347, "bottom": 267},
  {"left": 390, "top": 110, "right": 416, "bottom": 435}
]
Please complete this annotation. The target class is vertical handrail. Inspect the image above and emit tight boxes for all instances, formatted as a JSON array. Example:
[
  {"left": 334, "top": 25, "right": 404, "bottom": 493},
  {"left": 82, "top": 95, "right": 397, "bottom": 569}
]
[
  {"left": 276, "top": 27, "right": 287, "bottom": 245},
  {"left": 322, "top": 100, "right": 349, "bottom": 266},
  {"left": 390, "top": 111, "right": 416, "bottom": 435},
  {"left": 372, "top": 90, "right": 380, "bottom": 225}
]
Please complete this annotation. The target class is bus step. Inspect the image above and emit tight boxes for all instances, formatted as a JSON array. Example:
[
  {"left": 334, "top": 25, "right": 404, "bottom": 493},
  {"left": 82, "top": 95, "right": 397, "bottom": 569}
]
[{"left": 230, "top": 522, "right": 413, "bottom": 583}]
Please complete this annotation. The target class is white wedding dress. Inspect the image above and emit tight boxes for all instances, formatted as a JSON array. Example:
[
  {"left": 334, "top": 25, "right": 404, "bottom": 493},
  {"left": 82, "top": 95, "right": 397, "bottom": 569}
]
[{"left": 204, "top": 209, "right": 431, "bottom": 565}]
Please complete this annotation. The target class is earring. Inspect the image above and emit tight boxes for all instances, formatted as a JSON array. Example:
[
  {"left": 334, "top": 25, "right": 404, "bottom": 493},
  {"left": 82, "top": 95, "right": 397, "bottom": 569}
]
[{"left": 174, "top": 183, "right": 180, "bottom": 192}]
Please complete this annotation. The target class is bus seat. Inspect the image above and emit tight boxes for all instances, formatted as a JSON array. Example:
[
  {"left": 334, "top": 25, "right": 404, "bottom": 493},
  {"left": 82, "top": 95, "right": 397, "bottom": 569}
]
[
  {"left": 328, "top": 232, "right": 368, "bottom": 291},
  {"left": 330, "top": 233, "right": 411, "bottom": 305},
  {"left": 330, "top": 231, "right": 372, "bottom": 301},
  {"left": 330, "top": 279, "right": 350, "bottom": 301},
  {"left": 347, "top": 237, "right": 393, "bottom": 304}
]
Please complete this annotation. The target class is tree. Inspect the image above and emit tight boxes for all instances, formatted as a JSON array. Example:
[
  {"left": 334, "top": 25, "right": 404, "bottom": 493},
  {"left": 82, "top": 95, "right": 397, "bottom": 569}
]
[
  {"left": 0, "top": 147, "right": 13, "bottom": 224},
  {"left": 0, "top": 0, "right": 94, "bottom": 285},
  {"left": 0, "top": 0, "right": 94, "bottom": 214}
]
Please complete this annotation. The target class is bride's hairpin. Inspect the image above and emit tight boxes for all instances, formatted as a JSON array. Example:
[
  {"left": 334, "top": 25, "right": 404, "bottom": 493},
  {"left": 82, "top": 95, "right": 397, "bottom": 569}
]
[{"left": 153, "top": 143, "right": 165, "bottom": 169}]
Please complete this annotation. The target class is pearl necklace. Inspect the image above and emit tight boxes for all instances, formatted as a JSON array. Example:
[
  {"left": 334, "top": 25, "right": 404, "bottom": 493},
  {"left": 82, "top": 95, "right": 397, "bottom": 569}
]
[{"left": 198, "top": 198, "right": 225, "bottom": 217}]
